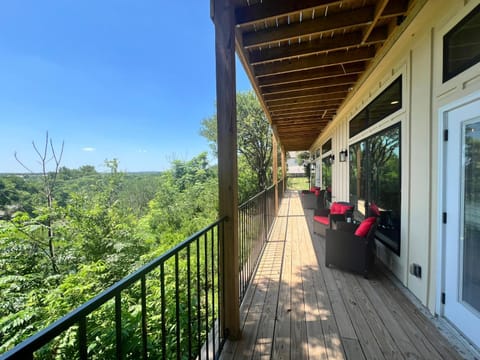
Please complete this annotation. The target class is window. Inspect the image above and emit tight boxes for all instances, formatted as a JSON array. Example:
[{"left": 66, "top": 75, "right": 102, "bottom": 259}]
[
  {"left": 321, "top": 140, "right": 332, "bottom": 198},
  {"left": 349, "top": 77, "right": 402, "bottom": 138},
  {"left": 443, "top": 4, "right": 480, "bottom": 82},
  {"left": 349, "top": 125, "right": 401, "bottom": 254},
  {"left": 322, "top": 139, "right": 332, "bottom": 154}
]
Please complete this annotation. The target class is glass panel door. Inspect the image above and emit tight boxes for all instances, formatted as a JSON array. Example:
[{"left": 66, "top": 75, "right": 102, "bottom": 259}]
[
  {"left": 462, "top": 119, "right": 480, "bottom": 314},
  {"left": 444, "top": 96, "right": 480, "bottom": 348}
]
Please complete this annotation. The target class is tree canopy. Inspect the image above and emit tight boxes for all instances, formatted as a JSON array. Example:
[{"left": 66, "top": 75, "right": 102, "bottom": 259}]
[
  {"left": 200, "top": 90, "right": 273, "bottom": 201},
  {"left": 0, "top": 152, "right": 219, "bottom": 355}
]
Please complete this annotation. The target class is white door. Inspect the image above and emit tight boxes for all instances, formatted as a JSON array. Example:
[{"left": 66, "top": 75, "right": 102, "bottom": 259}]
[{"left": 444, "top": 96, "right": 480, "bottom": 347}]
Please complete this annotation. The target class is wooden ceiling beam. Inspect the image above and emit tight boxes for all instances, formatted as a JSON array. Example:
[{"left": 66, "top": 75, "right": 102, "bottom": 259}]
[
  {"left": 362, "top": 0, "right": 389, "bottom": 44},
  {"left": 235, "top": 0, "right": 342, "bottom": 26},
  {"left": 273, "top": 110, "right": 335, "bottom": 121},
  {"left": 254, "top": 47, "right": 375, "bottom": 77},
  {"left": 249, "top": 27, "right": 388, "bottom": 65},
  {"left": 272, "top": 105, "right": 340, "bottom": 117},
  {"left": 258, "top": 62, "right": 366, "bottom": 87},
  {"left": 382, "top": 0, "right": 409, "bottom": 18},
  {"left": 262, "top": 73, "right": 358, "bottom": 95},
  {"left": 275, "top": 118, "right": 326, "bottom": 125},
  {"left": 268, "top": 98, "right": 343, "bottom": 111},
  {"left": 264, "top": 84, "right": 350, "bottom": 102},
  {"left": 242, "top": 6, "right": 374, "bottom": 48},
  {"left": 266, "top": 91, "right": 347, "bottom": 106}
]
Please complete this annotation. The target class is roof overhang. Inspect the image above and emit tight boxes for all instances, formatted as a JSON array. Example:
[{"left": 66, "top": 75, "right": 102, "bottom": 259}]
[{"left": 232, "top": 0, "right": 417, "bottom": 151}]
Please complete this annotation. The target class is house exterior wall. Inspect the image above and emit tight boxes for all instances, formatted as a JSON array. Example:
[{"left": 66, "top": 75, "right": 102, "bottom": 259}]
[{"left": 311, "top": 0, "right": 480, "bottom": 313}]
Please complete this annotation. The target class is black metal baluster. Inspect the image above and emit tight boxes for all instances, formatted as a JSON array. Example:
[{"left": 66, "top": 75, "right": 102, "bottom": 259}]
[
  {"left": 196, "top": 237, "right": 201, "bottom": 358},
  {"left": 78, "top": 317, "right": 87, "bottom": 360},
  {"left": 175, "top": 253, "right": 181, "bottom": 360},
  {"left": 217, "top": 222, "right": 223, "bottom": 348},
  {"left": 204, "top": 232, "right": 209, "bottom": 359},
  {"left": 187, "top": 244, "right": 192, "bottom": 360},
  {"left": 160, "top": 263, "right": 166, "bottom": 360},
  {"left": 210, "top": 227, "right": 216, "bottom": 357},
  {"left": 115, "top": 293, "right": 122, "bottom": 360},
  {"left": 141, "top": 276, "right": 148, "bottom": 360}
]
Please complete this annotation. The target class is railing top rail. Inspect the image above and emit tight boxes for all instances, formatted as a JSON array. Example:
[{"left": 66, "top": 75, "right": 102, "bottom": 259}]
[
  {"left": 1, "top": 217, "right": 227, "bottom": 360},
  {"left": 238, "top": 182, "right": 278, "bottom": 209}
]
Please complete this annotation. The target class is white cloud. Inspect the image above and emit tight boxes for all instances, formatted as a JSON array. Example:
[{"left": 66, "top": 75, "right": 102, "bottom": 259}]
[
  {"left": 82, "top": 147, "right": 96, "bottom": 152},
  {"left": 137, "top": 149, "right": 148, "bottom": 153}
]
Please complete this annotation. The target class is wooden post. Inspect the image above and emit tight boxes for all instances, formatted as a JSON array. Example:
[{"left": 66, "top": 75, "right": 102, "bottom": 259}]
[
  {"left": 212, "top": 0, "right": 241, "bottom": 340},
  {"left": 272, "top": 134, "right": 278, "bottom": 215},
  {"left": 281, "top": 148, "right": 287, "bottom": 193}
]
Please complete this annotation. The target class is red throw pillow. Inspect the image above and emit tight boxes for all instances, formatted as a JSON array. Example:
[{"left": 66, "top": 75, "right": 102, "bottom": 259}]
[
  {"left": 330, "top": 202, "right": 354, "bottom": 215},
  {"left": 370, "top": 202, "right": 381, "bottom": 216},
  {"left": 354, "top": 217, "right": 377, "bottom": 237}
]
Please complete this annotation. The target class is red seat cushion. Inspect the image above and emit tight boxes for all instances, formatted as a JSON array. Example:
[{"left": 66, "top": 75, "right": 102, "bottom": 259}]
[
  {"left": 313, "top": 215, "right": 329, "bottom": 225},
  {"left": 354, "top": 217, "right": 377, "bottom": 237},
  {"left": 330, "top": 202, "right": 354, "bottom": 215}
]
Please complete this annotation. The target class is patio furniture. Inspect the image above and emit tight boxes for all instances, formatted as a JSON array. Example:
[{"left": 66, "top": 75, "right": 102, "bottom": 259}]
[
  {"left": 325, "top": 217, "right": 378, "bottom": 278},
  {"left": 301, "top": 187, "right": 321, "bottom": 209},
  {"left": 313, "top": 201, "right": 354, "bottom": 237}
]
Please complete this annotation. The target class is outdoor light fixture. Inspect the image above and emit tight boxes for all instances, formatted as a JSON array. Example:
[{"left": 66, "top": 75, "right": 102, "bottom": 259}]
[
  {"left": 339, "top": 149, "right": 348, "bottom": 162},
  {"left": 329, "top": 154, "right": 335, "bottom": 164}
]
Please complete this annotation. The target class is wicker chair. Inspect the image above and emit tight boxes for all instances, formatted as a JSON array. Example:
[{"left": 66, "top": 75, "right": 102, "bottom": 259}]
[
  {"left": 313, "top": 201, "right": 354, "bottom": 237},
  {"left": 301, "top": 187, "right": 323, "bottom": 209},
  {"left": 325, "top": 218, "right": 377, "bottom": 278}
]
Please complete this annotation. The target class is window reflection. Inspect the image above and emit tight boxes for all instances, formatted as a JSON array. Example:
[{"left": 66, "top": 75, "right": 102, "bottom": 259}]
[
  {"left": 350, "top": 125, "right": 401, "bottom": 254},
  {"left": 322, "top": 156, "right": 332, "bottom": 204}
]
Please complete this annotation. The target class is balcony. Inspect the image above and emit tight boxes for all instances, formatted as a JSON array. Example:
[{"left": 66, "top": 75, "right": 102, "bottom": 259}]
[
  {"left": 2, "top": 183, "right": 475, "bottom": 359},
  {"left": 221, "top": 190, "right": 466, "bottom": 360}
]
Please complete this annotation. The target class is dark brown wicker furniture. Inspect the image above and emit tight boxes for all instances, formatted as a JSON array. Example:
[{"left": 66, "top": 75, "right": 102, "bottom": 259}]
[
  {"left": 325, "top": 219, "right": 378, "bottom": 278},
  {"left": 313, "top": 201, "right": 354, "bottom": 237}
]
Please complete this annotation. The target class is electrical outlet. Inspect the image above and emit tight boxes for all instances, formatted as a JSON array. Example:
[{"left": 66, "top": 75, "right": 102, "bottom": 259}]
[{"left": 410, "top": 263, "right": 422, "bottom": 278}]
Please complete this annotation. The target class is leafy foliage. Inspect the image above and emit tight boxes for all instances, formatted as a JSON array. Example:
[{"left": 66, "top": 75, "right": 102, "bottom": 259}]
[
  {"left": 200, "top": 90, "right": 273, "bottom": 201},
  {"left": 0, "top": 152, "right": 220, "bottom": 357}
]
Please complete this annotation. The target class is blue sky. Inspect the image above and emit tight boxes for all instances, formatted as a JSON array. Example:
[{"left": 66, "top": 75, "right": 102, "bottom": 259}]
[{"left": 0, "top": 1, "right": 252, "bottom": 173}]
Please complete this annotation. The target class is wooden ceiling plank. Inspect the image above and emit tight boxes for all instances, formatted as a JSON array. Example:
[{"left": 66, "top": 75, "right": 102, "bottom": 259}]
[
  {"left": 382, "top": 0, "right": 409, "bottom": 18},
  {"left": 273, "top": 111, "right": 336, "bottom": 121},
  {"left": 272, "top": 107, "right": 340, "bottom": 117},
  {"left": 263, "top": 84, "right": 350, "bottom": 102},
  {"left": 249, "top": 27, "right": 388, "bottom": 65},
  {"left": 268, "top": 98, "right": 343, "bottom": 111},
  {"left": 271, "top": 102, "right": 341, "bottom": 112},
  {"left": 262, "top": 73, "right": 358, "bottom": 95},
  {"left": 258, "top": 62, "right": 366, "bottom": 87},
  {"left": 362, "top": 0, "right": 389, "bottom": 44},
  {"left": 266, "top": 92, "right": 347, "bottom": 106},
  {"left": 276, "top": 120, "right": 327, "bottom": 127},
  {"left": 235, "top": 0, "right": 342, "bottom": 26},
  {"left": 242, "top": 6, "right": 375, "bottom": 48},
  {"left": 254, "top": 47, "right": 375, "bottom": 77}
]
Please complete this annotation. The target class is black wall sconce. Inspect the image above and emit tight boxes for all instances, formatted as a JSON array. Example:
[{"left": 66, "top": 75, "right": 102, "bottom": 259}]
[
  {"left": 339, "top": 149, "right": 348, "bottom": 162},
  {"left": 329, "top": 154, "right": 335, "bottom": 164}
]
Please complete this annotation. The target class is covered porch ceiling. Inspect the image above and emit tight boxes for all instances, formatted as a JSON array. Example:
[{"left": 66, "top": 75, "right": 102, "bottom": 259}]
[{"left": 233, "top": 0, "right": 416, "bottom": 151}]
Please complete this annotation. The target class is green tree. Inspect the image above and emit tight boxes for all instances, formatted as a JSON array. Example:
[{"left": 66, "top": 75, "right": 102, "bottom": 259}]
[{"left": 200, "top": 91, "right": 273, "bottom": 197}]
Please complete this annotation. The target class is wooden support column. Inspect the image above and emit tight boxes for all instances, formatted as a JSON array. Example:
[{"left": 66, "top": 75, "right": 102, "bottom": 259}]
[
  {"left": 272, "top": 134, "right": 278, "bottom": 215},
  {"left": 212, "top": 0, "right": 241, "bottom": 340},
  {"left": 281, "top": 148, "right": 287, "bottom": 193}
]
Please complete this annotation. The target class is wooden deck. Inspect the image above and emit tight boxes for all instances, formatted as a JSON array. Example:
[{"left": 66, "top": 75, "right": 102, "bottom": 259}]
[{"left": 220, "top": 191, "right": 472, "bottom": 360}]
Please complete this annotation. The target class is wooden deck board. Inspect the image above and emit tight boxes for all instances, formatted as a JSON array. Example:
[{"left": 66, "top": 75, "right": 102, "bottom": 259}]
[{"left": 220, "top": 191, "right": 466, "bottom": 360}]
